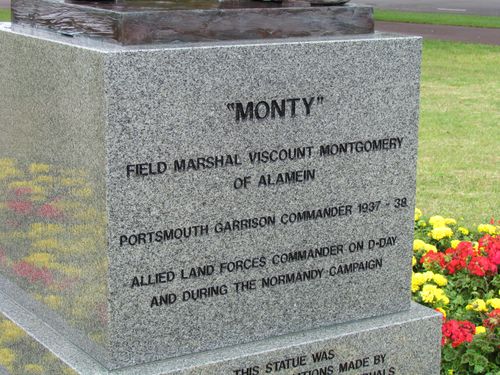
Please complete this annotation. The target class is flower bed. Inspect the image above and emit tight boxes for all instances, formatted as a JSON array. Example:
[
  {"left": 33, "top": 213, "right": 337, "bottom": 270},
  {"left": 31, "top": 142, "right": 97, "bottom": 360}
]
[
  {"left": 413, "top": 209, "right": 499, "bottom": 374},
  {"left": 0, "top": 158, "right": 108, "bottom": 346}
]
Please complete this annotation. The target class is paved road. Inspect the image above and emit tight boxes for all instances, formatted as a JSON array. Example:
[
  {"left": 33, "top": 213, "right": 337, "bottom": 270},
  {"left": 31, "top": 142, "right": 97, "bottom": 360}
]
[
  {"left": 377, "top": 21, "right": 500, "bottom": 45},
  {"left": 365, "top": 0, "right": 500, "bottom": 17}
]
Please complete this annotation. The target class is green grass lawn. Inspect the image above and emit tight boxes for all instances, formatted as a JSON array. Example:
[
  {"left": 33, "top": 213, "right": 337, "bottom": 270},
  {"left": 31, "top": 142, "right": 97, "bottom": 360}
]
[
  {"left": 417, "top": 40, "right": 500, "bottom": 227},
  {"left": 0, "top": 8, "right": 9, "bottom": 22},
  {"left": 375, "top": 9, "right": 500, "bottom": 29}
]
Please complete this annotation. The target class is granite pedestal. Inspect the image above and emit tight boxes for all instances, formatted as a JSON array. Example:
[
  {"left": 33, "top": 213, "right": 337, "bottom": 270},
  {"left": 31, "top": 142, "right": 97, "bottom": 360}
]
[
  {"left": 0, "top": 303, "right": 441, "bottom": 374},
  {"left": 0, "top": 6, "right": 440, "bottom": 373}
]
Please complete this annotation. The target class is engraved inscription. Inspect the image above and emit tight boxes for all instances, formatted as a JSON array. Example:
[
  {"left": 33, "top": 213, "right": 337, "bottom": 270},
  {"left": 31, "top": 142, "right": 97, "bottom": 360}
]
[
  {"left": 226, "top": 96, "right": 325, "bottom": 122},
  {"left": 232, "top": 351, "right": 396, "bottom": 375}
]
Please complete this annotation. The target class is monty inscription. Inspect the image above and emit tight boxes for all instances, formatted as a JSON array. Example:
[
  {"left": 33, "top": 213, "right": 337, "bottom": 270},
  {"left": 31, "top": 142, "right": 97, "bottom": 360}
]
[{"left": 226, "top": 96, "right": 325, "bottom": 122}]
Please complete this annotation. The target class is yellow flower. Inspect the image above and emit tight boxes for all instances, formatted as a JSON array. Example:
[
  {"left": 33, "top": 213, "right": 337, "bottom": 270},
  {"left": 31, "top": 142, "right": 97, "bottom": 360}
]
[
  {"left": 417, "top": 220, "right": 427, "bottom": 228},
  {"left": 428, "top": 227, "right": 453, "bottom": 241},
  {"left": 29, "top": 223, "right": 64, "bottom": 238},
  {"left": 0, "top": 320, "right": 24, "bottom": 344},
  {"left": 424, "top": 244, "right": 438, "bottom": 253},
  {"left": 413, "top": 239, "right": 427, "bottom": 252},
  {"left": 32, "top": 238, "right": 61, "bottom": 250},
  {"left": 436, "top": 290, "right": 449, "bottom": 305},
  {"left": 412, "top": 273, "right": 429, "bottom": 290},
  {"left": 0, "top": 158, "right": 16, "bottom": 167},
  {"left": 414, "top": 208, "right": 422, "bottom": 221},
  {"left": 0, "top": 166, "right": 22, "bottom": 180},
  {"left": 57, "top": 265, "right": 81, "bottom": 277},
  {"left": 475, "top": 326, "right": 486, "bottom": 335},
  {"left": 62, "top": 368, "right": 79, "bottom": 375},
  {"left": 487, "top": 298, "right": 500, "bottom": 309},
  {"left": 8, "top": 180, "right": 37, "bottom": 190},
  {"left": 33, "top": 294, "right": 44, "bottom": 302},
  {"left": 423, "top": 271, "right": 435, "bottom": 281},
  {"left": 466, "top": 299, "right": 488, "bottom": 312},
  {"left": 43, "top": 295, "right": 62, "bottom": 309},
  {"left": 447, "top": 370, "right": 454, "bottom": 375},
  {"left": 444, "top": 218, "right": 457, "bottom": 226},
  {"left": 435, "top": 307, "right": 446, "bottom": 318},
  {"left": 420, "top": 284, "right": 449, "bottom": 306},
  {"left": 34, "top": 175, "right": 54, "bottom": 184},
  {"left": 412, "top": 256, "right": 417, "bottom": 267},
  {"left": 411, "top": 281, "right": 419, "bottom": 293},
  {"left": 24, "top": 364, "right": 45, "bottom": 374},
  {"left": 450, "top": 240, "right": 460, "bottom": 249},
  {"left": 432, "top": 274, "right": 448, "bottom": 287},
  {"left": 31, "top": 185, "right": 46, "bottom": 195},
  {"left": 420, "top": 284, "right": 438, "bottom": 303},
  {"left": 60, "top": 177, "right": 86, "bottom": 186},
  {"left": 61, "top": 168, "right": 87, "bottom": 177},
  {"left": 23, "top": 253, "right": 54, "bottom": 268},
  {"left": 71, "top": 187, "right": 93, "bottom": 198},
  {"left": 478, "top": 224, "right": 496, "bottom": 235},
  {"left": 0, "top": 348, "right": 16, "bottom": 368},
  {"left": 64, "top": 238, "right": 99, "bottom": 255},
  {"left": 458, "top": 227, "right": 469, "bottom": 235},
  {"left": 29, "top": 163, "right": 50, "bottom": 174},
  {"left": 429, "top": 215, "right": 446, "bottom": 228},
  {"left": 30, "top": 194, "right": 47, "bottom": 202},
  {"left": 411, "top": 273, "right": 422, "bottom": 292},
  {"left": 89, "top": 332, "right": 107, "bottom": 345}
]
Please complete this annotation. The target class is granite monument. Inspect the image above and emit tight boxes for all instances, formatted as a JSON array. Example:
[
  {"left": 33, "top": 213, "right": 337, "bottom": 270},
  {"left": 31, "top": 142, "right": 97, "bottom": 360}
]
[{"left": 0, "top": 1, "right": 441, "bottom": 374}]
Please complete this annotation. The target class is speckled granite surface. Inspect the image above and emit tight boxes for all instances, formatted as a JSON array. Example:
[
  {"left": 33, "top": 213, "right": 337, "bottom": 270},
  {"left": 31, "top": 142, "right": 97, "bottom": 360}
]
[
  {"left": 0, "top": 23, "right": 425, "bottom": 369},
  {"left": 0, "top": 299, "right": 441, "bottom": 375}
]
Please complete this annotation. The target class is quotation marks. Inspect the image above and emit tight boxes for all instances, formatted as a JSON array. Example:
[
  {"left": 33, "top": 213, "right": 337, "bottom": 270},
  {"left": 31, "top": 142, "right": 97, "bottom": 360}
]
[{"left": 226, "top": 96, "right": 326, "bottom": 122}]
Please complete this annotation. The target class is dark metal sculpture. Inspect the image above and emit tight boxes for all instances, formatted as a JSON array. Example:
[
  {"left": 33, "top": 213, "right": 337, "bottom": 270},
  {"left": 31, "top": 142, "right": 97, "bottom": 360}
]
[{"left": 11, "top": 0, "right": 372, "bottom": 45}]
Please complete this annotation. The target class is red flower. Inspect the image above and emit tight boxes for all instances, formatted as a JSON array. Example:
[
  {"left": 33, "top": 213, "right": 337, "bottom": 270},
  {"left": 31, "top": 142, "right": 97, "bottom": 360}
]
[
  {"left": 441, "top": 238, "right": 500, "bottom": 276},
  {"left": 478, "top": 234, "right": 492, "bottom": 248},
  {"left": 12, "top": 261, "right": 54, "bottom": 286},
  {"left": 488, "top": 247, "right": 500, "bottom": 266},
  {"left": 455, "top": 241, "right": 475, "bottom": 257},
  {"left": 444, "top": 248, "right": 468, "bottom": 274},
  {"left": 480, "top": 235, "right": 500, "bottom": 266},
  {"left": 467, "top": 256, "right": 497, "bottom": 276},
  {"left": 14, "top": 187, "right": 32, "bottom": 196},
  {"left": 6, "top": 200, "right": 33, "bottom": 214},
  {"left": 420, "top": 251, "right": 445, "bottom": 269},
  {"left": 483, "top": 309, "right": 500, "bottom": 330},
  {"left": 37, "top": 203, "right": 63, "bottom": 219},
  {"left": 442, "top": 319, "right": 476, "bottom": 347}
]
